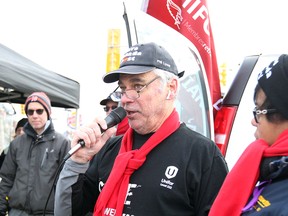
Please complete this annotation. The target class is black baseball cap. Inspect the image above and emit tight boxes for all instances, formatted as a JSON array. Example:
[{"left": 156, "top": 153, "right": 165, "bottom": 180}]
[
  {"left": 100, "top": 95, "right": 117, "bottom": 105},
  {"left": 103, "top": 42, "right": 184, "bottom": 83}
]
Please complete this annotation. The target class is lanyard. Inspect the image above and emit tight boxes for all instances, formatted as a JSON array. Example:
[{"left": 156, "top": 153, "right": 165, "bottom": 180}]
[{"left": 242, "top": 180, "right": 271, "bottom": 213}]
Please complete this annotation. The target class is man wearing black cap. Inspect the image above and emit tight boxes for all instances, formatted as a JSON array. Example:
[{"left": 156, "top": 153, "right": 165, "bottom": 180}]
[
  {"left": 0, "top": 92, "right": 70, "bottom": 216},
  {"left": 210, "top": 54, "right": 288, "bottom": 216},
  {"left": 55, "top": 42, "right": 228, "bottom": 216},
  {"left": 100, "top": 93, "right": 129, "bottom": 136},
  {"left": 100, "top": 95, "right": 119, "bottom": 116}
]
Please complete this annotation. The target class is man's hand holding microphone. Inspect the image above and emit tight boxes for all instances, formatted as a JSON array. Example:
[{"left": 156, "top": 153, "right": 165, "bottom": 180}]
[{"left": 65, "top": 107, "right": 127, "bottom": 163}]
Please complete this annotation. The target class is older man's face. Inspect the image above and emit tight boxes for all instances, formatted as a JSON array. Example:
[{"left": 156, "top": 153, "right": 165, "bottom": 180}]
[{"left": 118, "top": 71, "right": 173, "bottom": 134}]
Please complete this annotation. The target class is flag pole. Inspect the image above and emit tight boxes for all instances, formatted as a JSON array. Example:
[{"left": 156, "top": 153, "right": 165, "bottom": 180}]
[
  {"left": 123, "top": 2, "right": 132, "bottom": 48},
  {"left": 133, "top": 20, "right": 139, "bottom": 44}
]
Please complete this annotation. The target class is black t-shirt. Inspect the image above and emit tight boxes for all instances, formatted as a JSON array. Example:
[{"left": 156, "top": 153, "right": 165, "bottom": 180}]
[{"left": 72, "top": 123, "right": 228, "bottom": 216}]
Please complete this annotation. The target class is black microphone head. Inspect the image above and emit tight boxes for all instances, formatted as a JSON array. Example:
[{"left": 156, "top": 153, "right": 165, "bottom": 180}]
[
  {"left": 105, "top": 106, "right": 127, "bottom": 128},
  {"left": 110, "top": 106, "right": 127, "bottom": 122}
]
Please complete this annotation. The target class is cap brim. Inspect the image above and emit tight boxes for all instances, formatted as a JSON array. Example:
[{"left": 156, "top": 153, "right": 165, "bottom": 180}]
[
  {"left": 178, "top": 71, "right": 185, "bottom": 78},
  {"left": 103, "top": 65, "right": 155, "bottom": 83},
  {"left": 100, "top": 99, "right": 109, "bottom": 105}
]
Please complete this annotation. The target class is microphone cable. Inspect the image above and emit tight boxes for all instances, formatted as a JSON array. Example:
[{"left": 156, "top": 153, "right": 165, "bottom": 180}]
[{"left": 42, "top": 142, "right": 82, "bottom": 216}]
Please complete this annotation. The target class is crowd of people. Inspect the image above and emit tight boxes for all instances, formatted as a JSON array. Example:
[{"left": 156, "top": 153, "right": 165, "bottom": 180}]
[{"left": 0, "top": 42, "right": 288, "bottom": 216}]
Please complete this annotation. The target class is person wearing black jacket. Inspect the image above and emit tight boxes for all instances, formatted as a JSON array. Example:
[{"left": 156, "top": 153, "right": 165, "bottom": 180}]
[
  {"left": 55, "top": 42, "right": 228, "bottom": 216},
  {"left": 210, "top": 54, "right": 288, "bottom": 215},
  {"left": 0, "top": 92, "right": 70, "bottom": 216},
  {"left": 0, "top": 118, "right": 28, "bottom": 169}
]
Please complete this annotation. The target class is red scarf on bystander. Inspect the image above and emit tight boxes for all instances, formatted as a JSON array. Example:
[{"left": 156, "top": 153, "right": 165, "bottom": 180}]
[
  {"left": 94, "top": 109, "right": 180, "bottom": 216},
  {"left": 209, "top": 129, "right": 288, "bottom": 216}
]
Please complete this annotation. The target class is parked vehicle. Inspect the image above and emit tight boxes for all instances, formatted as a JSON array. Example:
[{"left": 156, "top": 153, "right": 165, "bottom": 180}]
[
  {"left": 133, "top": 12, "right": 215, "bottom": 139},
  {"left": 123, "top": 10, "right": 286, "bottom": 170},
  {"left": 214, "top": 54, "right": 284, "bottom": 169}
]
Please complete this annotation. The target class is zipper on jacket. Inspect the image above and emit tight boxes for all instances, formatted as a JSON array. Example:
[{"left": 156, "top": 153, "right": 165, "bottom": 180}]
[{"left": 41, "top": 148, "right": 49, "bottom": 168}]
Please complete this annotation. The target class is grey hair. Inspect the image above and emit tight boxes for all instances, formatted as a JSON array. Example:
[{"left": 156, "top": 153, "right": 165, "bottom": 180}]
[
  {"left": 153, "top": 68, "right": 180, "bottom": 96},
  {"left": 153, "top": 68, "right": 178, "bottom": 83}
]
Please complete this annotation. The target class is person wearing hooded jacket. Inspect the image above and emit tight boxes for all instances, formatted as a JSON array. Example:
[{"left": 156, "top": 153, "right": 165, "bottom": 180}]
[
  {"left": 0, "top": 92, "right": 70, "bottom": 216},
  {"left": 209, "top": 54, "right": 288, "bottom": 216}
]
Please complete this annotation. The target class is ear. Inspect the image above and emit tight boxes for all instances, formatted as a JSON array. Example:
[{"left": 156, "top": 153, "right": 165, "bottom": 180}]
[{"left": 166, "top": 78, "right": 178, "bottom": 100}]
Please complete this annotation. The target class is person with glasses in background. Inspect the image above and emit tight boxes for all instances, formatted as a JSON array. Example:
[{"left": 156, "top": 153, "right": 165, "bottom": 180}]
[
  {"left": 100, "top": 95, "right": 119, "bottom": 116},
  {"left": 0, "top": 92, "right": 70, "bottom": 216},
  {"left": 210, "top": 54, "right": 288, "bottom": 216},
  {"left": 100, "top": 93, "right": 129, "bottom": 136},
  {"left": 55, "top": 42, "right": 228, "bottom": 216}
]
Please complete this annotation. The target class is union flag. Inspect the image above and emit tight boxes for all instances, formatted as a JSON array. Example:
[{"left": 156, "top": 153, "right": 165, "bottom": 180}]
[{"left": 142, "top": 0, "right": 221, "bottom": 117}]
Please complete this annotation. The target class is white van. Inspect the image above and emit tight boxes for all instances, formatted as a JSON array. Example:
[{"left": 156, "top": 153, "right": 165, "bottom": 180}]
[
  {"left": 214, "top": 54, "right": 285, "bottom": 170},
  {"left": 128, "top": 11, "right": 283, "bottom": 170},
  {"left": 132, "top": 12, "right": 215, "bottom": 139}
]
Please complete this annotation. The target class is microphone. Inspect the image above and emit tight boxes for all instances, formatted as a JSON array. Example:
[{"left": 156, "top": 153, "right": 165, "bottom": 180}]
[{"left": 63, "top": 107, "right": 127, "bottom": 161}]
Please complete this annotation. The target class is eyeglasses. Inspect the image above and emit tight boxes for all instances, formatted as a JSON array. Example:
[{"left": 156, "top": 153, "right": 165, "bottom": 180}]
[
  {"left": 103, "top": 105, "right": 118, "bottom": 112},
  {"left": 109, "top": 86, "right": 120, "bottom": 102},
  {"left": 252, "top": 108, "right": 277, "bottom": 123},
  {"left": 110, "top": 76, "right": 160, "bottom": 101},
  {"left": 27, "top": 109, "right": 44, "bottom": 116}
]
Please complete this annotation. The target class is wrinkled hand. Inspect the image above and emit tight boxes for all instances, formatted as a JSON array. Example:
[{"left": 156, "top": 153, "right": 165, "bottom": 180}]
[{"left": 70, "top": 117, "right": 117, "bottom": 163}]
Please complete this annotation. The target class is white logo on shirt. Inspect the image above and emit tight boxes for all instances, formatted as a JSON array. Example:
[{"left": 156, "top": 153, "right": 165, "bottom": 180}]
[
  {"left": 165, "top": 166, "right": 178, "bottom": 179},
  {"left": 160, "top": 166, "right": 178, "bottom": 189}
]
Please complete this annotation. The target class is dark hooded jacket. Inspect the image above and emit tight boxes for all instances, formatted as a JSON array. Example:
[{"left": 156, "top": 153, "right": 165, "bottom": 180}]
[{"left": 242, "top": 156, "right": 288, "bottom": 215}]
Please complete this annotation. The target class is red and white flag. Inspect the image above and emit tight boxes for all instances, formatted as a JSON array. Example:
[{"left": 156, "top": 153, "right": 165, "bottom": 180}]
[{"left": 142, "top": 0, "right": 221, "bottom": 117}]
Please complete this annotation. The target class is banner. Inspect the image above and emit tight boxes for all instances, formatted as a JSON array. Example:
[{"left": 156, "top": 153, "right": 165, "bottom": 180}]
[
  {"left": 142, "top": 0, "right": 221, "bottom": 117},
  {"left": 106, "top": 29, "right": 121, "bottom": 72}
]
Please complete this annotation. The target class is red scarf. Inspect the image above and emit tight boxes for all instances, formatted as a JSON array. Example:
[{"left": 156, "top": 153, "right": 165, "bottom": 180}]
[
  {"left": 209, "top": 129, "right": 288, "bottom": 216},
  {"left": 115, "top": 116, "right": 129, "bottom": 136},
  {"left": 93, "top": 109, "right": 180, "bottom": 216}
]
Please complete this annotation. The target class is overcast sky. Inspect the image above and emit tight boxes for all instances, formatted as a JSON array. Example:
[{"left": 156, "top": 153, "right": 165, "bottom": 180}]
[
  {"left": 0, "top": 0, "right": 287, "bottom": 123},
  {"left": 208, "top": 0, "right": 288, "bottom": 63}
]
